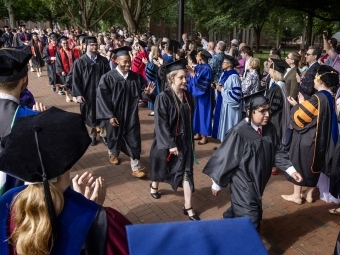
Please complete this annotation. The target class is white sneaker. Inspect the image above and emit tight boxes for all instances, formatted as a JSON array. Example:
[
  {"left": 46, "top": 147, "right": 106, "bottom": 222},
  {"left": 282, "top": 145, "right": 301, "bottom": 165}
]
[{"left": 58, "top": 90, "right": 65, "bottom": 95}]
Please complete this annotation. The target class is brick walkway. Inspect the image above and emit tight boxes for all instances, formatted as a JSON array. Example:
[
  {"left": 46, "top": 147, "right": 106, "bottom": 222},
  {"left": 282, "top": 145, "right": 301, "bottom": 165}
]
[{"left": 28, "top": 69, "right": 340, "bottom": 255}]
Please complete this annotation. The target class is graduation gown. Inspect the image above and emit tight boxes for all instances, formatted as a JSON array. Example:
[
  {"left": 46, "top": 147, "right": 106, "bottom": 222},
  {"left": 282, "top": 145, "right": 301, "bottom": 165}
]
[
  {"left": 0, "top": 186, "right": 131, "bottom": 255},
  {"left": 30, "top": 41, "right": 44, "bottom": 68},
  {"left": 187, "top": 63, "right": 213, "bottom": 136},
  {"left": 203, "top": 119, "right": 292, "bottom": 231},
  {"left": 286, "top": 91, "right": 338, "bottom": 187},
  {"left": 150, "top": 88, "right": 196, "bottom": 192},
  {"left": 72, "top": 54, "right": 110, "bottom": 128},
  {"left": 266, "top": 81, "right": 290, "bottom": 144},
  {"left": 217, "top": 72, "right": 242, "bottom": 142},
  {"left": 96, "top": 69, "right": 155, "bottom": 160},
  {"left": 56, "top": 48, "right": 75, "bottom": 85},
  {"left": 1, "top": 32, "right": 13, "bottom": 47},
  {"left": 42, "top": 43, "right": 60, "bottom": 86}
]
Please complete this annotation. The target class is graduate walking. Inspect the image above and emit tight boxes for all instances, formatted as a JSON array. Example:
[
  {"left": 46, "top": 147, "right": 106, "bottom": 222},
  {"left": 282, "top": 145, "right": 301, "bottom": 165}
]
[
  {"left": 96, "top": 46, "right": 155, "bottom": 178},
  {"left": 203, "top": 91, "right": 303, "bottom": 231},
  {"left": 187, "top": 50, "right": 213, "bottom": 145},
  {"left": 71, "top": 36, "right": 111, "bottom": 146}
]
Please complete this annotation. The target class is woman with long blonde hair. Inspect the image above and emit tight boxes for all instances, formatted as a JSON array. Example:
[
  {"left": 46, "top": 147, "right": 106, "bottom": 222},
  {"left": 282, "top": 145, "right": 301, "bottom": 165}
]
[{"left": 0, "top": 108, "right": 131, "bottom": 255}]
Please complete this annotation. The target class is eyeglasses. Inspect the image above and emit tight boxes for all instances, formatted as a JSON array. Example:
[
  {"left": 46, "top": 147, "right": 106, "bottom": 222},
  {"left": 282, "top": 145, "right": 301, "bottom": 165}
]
[{"left": 256, "top": 108, "right": 271, "bottom": 115}]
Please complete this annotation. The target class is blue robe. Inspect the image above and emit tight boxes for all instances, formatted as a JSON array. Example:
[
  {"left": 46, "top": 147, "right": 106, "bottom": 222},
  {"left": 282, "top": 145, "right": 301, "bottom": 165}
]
[
  {"left": 212, "top": 69, "right": 238, "bottom": 139},
  {"left": 146, "top": 62, "right": 160, "bottom": 111},
  {"left": 187, "top": 63, "right": 213, "bottom": 136},
  {"left": 217, "top": 72, "right": 242, "bottom": 142}
]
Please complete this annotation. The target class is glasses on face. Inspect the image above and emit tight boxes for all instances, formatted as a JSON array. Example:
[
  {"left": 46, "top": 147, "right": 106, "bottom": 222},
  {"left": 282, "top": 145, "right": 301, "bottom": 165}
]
[{"left": 256, "top": 108, "right": 271, "bottom": 115}]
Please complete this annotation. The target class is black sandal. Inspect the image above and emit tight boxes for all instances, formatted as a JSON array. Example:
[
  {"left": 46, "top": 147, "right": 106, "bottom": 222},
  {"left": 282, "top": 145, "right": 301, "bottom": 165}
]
[
  {"left": 150, "top": 183, "right": 161, "bottom": 199},
  {"left": 183, "top": 206, "right": 200, "bottom": 221}
]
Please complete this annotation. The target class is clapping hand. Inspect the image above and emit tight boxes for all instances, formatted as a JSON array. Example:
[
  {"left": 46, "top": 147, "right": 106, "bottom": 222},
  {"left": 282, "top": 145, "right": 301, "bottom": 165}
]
[
  {"left": 72, "top": 171, "right": 95, "bottom": 199},
  {"left": 144, "top": 82, "right": 155, "bottom": 95},
  {"left": 298, "top": 92, "right": 305, "bottom": 104},
  {"left": 287, "top": 96, "right": 297, "bottom": 106},
  {"left": 32, "top": 102, "right": 47, "bottom": 112},
  {"left": 90, "top": 177, "right": 107, "bottom": 205}
]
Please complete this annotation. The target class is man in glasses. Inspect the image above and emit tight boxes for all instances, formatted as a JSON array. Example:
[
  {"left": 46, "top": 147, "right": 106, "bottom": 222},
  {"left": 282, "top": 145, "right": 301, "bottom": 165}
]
[
  {"left": 203, "top": 91, "right": 303, "bottom": 232},
  {"left": 298, "top": 46, "right": 321, "bottom": 99},
  {"left": 71, "top": 36, "right": 111, "bottom": 146}
]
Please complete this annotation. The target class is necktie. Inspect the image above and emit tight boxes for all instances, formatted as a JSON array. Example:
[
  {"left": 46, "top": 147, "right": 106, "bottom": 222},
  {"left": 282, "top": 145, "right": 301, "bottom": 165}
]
[{"left": 257, "top": 128, "right": 262, "bottom": 136}]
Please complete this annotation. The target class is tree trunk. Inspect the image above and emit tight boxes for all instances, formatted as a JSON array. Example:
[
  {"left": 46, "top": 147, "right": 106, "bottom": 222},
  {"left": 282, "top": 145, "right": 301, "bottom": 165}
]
[
  {"left": 122, "top": 9, "right": 136, "bottom": 33},
  {"left": 305, "top": 13, "right": 313, "bottom": 48},
  {"left": 5, "top": 1, "right": 16, "bottom": 28},
  {"left": 254, "top": 27, "right": 261, "bottom": 52}
]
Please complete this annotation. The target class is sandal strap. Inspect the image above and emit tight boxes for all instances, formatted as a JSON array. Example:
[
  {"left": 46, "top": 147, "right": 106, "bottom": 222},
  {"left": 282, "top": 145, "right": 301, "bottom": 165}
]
[{"left": 184, "top": 207, "right": 193, "bottom": 211}]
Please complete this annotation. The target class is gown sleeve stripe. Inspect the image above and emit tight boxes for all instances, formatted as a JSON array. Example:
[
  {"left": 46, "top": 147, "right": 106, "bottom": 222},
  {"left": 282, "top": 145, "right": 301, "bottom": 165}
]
[
  {"left": 301, "top": 100, "right": 319, "bottom": 116},
  {"left": 293, "top": 104, "right": 316, "bottom": 127},
  {"left": 228, "top": 91, "right": 240, "bottom": 102}
]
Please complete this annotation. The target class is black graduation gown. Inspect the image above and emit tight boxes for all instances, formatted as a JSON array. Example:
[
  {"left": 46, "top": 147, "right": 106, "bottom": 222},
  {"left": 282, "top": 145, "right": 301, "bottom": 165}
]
[
  {"left": 150, "top": 89, "right": 195, "bottom": 192},
  {"left": 287, "top": 92, "right": 336, "bottom": 187},
  {"left": 55, "top": 49, "right": 74, "bottom": 85},
  {"left": 72, "top": 54, "right": 110, "bottom": 127},
  {"left": 0, "top": 99, "right": 17, "bottom": 142},
  {"left": 1, "top": 32, "right": 13, "bottom": 47},
  {"left": 30, "top": 42, "right": 44, "bottom": 68},
  {"left": 267, "top": 83, "right": 284, "bottom": 139},
  {"left": 42, "top": 44, "right": 60, "bottom": 86},
  {"left": 96, "top": 69, "right": 155, "bottom": 160},
  {"left": 202, "top": 119, "right": 292, "bottom": 231}
]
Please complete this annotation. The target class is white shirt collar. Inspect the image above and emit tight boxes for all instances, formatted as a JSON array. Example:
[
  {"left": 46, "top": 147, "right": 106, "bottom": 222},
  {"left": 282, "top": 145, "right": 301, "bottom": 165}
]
[
  {"left": 245, "top": 117, "right": 262, "bottom": 132},
  {"left": 115, "top": 66, "right": 129, "bottom": 80},
  {"left": 0, "top": 92, "right": 19, "bottom": 104}
]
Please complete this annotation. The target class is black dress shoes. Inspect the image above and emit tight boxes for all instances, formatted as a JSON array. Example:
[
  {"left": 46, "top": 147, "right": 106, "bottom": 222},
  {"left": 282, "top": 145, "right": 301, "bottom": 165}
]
[
  {"left": 91, "top": 137, "right": 97, "bottom": 146},
  {"left": 100, "top": 136, "right": 107, "bottom": 146},
  {"left": 183, "top": 206, "right": 200, "bottom": 221},
  {"left": 150, "top": 183, "right": 161, "bottom": 199}
]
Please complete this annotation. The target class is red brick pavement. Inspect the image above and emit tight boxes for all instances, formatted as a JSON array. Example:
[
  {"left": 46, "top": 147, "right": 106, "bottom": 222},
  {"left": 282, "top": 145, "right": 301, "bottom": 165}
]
[{"left": 28, "top": 69, "right": 340, "bottom": 255}]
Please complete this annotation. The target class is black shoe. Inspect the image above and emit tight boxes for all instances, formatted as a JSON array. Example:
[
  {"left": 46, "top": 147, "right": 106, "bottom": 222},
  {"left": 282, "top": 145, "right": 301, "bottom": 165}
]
[
  {"left": 150, "top": 183, "right": 161, "bottom": 199},
  {"left": 213, "top": 147, "right": 218, "bottom": 150},
  {"left": 100, "top": 136, "right": 107, "bottom": 146},
  {"left": 183, "top": 206, "right": 200, "bottom": 221},
  {"left": 51, "top": 86, "right": 56, "bottom": 92},
  {"left": 91, "top": 137, "right": 97, "bottom": 146}
]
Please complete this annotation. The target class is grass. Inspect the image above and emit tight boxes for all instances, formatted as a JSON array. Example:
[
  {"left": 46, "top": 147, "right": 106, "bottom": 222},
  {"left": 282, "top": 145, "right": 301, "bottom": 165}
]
[{"left": 254, "top": 50, "right": 270, "bottom": 73}]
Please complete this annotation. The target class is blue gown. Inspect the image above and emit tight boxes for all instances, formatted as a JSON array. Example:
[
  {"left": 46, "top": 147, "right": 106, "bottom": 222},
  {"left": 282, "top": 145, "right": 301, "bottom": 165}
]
[
  {"left": 187, "top": 63, "right": 213, "bottom": 136},
  {"left": 217, "top": 71, "right": 242, "bottom": 141},
  {"left": 146, "top": 62, "right": 160, "bottom": 111},
  {"left": 212, "top": 69, "right": 238, "bottom": 139}
]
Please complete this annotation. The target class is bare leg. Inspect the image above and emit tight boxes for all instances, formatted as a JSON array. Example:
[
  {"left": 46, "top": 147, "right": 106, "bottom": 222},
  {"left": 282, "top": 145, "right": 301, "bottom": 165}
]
[
  {"left": 183, "top": 180, "right": 194, "bottom": 216},
  {"left": 305, "top": 187, "right": 315, "bottom": 202},
  {"left": 199, "top": 135, "right": 208, "bottom": 144},
  {"left": 281, "top": 184, "right": 303, "bottom": 204}
]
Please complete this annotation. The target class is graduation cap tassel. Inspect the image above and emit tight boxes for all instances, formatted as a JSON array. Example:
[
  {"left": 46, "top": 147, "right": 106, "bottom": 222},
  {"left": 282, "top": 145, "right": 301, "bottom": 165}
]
[{"left": 34, "top": 127, "right": 59, "bottom": 243}]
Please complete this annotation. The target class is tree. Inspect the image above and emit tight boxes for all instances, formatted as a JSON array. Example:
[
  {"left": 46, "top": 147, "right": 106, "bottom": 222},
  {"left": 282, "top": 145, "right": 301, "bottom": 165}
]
[
  {"left": 0, "top": 0, "right": 15, "bottom": 27},
  {"left": 108, "top": 0, "right": 177, "bottom": 33}
]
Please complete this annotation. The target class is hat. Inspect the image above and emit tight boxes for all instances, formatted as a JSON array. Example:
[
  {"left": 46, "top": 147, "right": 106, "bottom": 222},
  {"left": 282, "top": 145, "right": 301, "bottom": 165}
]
[
  {"left": 83, "top": 36, "right": 97, "bottom": 44},
  {"left": 112, "top": 46, "right": 132, "bottom": 58},
  {"left": 317, "top": 65, "right": 339, "bottom": 87},
  {"left": 0, "top": 107, "right": 91, "bottom": 183},
  {"left": 269, "top": 58, "right": 289, "bottom": 73},
  {"left": 138, "top": 40, "right": 147, "bottom": 48},
  {"left": 49, "top": 32, "right": 58, "bottom": 39},
  {"left": 0, "top": 107, "right": 90, "bottom": 242},
  {"left": 231, "top": 39, "right": 238, "bottom": 45},
  {"left": 0, "top": 47, "right": 32, "bottom": 83},
  {"left": 3, "top": 25, "right": 9, "bottom": 29},
  {"left": 126, "top": 218, "right": 267, "bottom": 255},
  {"left": 224, "top": 54, "right": 239, "bottom": 67},
  {"left": 240, "top": 90, "right": 269, "bottom": 110},
  {"left": 165, "top": 59, "right": 187, "bottom": 74},
  {"left": 58, "top": 36, "right": 68, "bottom": 43},
  {"left": 198, "top": 50, "right": 212, "bottom": 60},
  {"left": 76, "top": 33, "right": 87, "bottom": 41}
]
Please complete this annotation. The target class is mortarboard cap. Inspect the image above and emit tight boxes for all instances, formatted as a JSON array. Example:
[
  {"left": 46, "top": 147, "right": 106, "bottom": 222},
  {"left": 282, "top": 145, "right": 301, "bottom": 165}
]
[
  {"left": 269, "top": 58, "right": 289, "bottom": 73},
  {"left": 0, "top": 107, "right": 91, "bottom": 182},
  {"left": 0, "top": 107, "right": 91, "bottom": 243},
  {"left": 168, "top": 39, "right": 180, "bottom": 54},
  {"left": 49, "top": 32, "right": 58, "bottom": 39},
  {"left": 82, "top": 36, "right": 97, "bottom": 44},
  {"left": 224, "top": 54, "right": 239, "bottom": 67},
  {"left": 126, "top": 218, "right": 267, "bottom": 255},
  {"left": 198, "top": 50, "right": 212, "bottom": 60},
  {"left": 0, "top": 47, "right": 32, "bottom": 83},
  {"left": 112, "top": 46, "right": 132, "bottom": 58},
  {"left": 138, "top": 40, "right": 147, "bottom": 48},
  {"left": 3, "top": 25, "right": 9, "bottom": 29},
  {"left": 316, "top": 65, "right": 339, "bottom": 87},
  {"left": 58, "top": 36, "right": 68, "bottom": 43},
  {"left": 165, "top": 59, "right": 187, "bottom": 74},
  {"left": 240, "top": 90, "right": 269, "bottom": 110}
]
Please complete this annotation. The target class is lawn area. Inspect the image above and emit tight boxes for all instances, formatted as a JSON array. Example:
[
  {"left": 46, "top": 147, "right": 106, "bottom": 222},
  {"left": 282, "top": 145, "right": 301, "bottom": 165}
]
[{"left": 254, "top": 49, "right": 270, "bottom": 73}]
